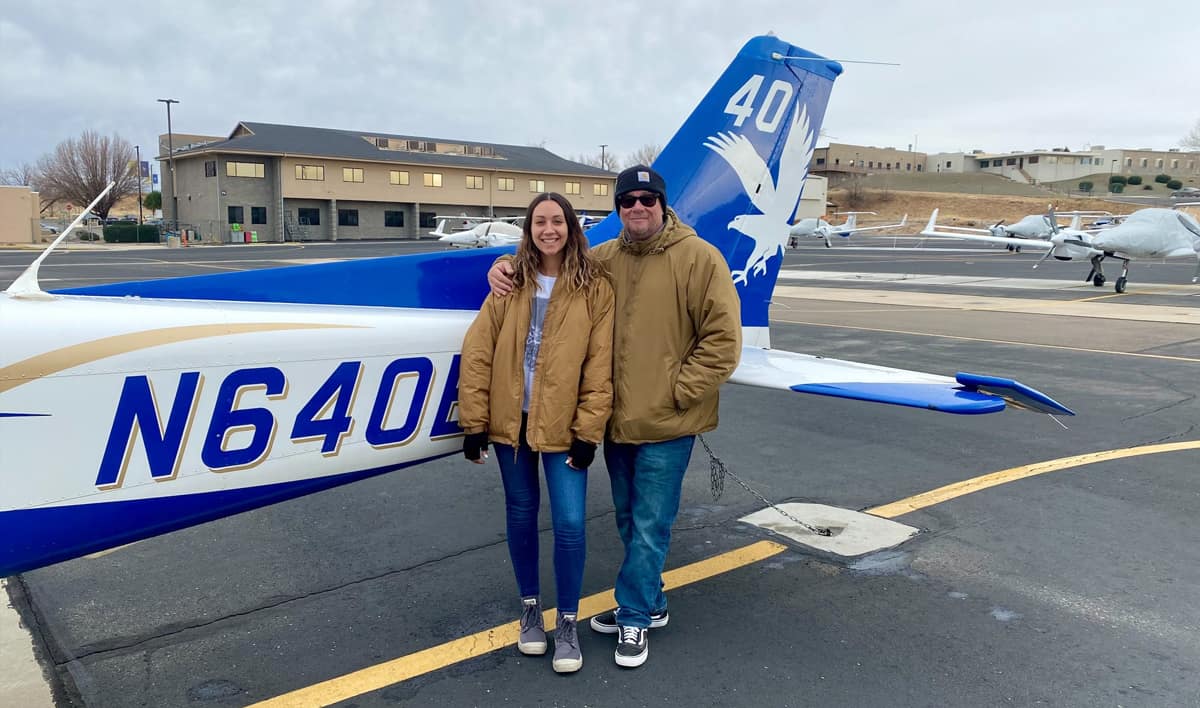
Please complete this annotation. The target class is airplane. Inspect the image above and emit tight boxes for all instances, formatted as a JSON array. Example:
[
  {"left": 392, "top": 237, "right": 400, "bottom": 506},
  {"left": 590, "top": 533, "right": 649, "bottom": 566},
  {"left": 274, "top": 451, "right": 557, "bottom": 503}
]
[
  {"left": 787, "top": 212, "right": 908, "bottom": 248},
  {"left": 0, "top": 34, "right": 1074, "bottom": 579},
  {"left": 930, "top": 211, "right": 1112, "bottom": 252},
  {"left": 921, "top": 206, "right": 1200, "bottom": 293},
  {"left": 431, "top": 215, "right": 524, "bottom": 248}
]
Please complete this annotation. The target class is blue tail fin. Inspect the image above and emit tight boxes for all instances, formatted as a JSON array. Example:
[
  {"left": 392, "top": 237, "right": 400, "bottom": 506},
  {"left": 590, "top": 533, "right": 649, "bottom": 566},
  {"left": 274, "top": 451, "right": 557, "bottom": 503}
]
[
  {"left": 58, "top": 36, "right": 840, "bottom": 331},
  {"left": 588, "top": 36, "right": 841, "bottom": 347}
]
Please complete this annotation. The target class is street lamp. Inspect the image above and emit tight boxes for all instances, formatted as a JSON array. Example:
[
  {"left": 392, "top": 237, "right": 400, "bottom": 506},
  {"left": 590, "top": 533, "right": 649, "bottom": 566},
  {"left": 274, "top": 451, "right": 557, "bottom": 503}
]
[
  {"left": 599, "top": 144, "right": 608, "bottom": 171},
  {"left": 157, "top": 98, "right": 179, "bottom": 231},
  {"left": 135, "top": 145, "right": 143, "bottom": 226}
]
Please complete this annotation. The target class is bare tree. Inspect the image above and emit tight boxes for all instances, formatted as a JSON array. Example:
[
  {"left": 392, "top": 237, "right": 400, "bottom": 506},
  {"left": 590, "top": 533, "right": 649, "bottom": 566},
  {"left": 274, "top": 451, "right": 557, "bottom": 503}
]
[
  {"left": 623, "top": 144, "right": 662, "bottom": 168},
  {"left": 0, "top": 163, "right": 39, "bottom": 187},
  {"left": 34, "top": 131, "right": 139, "bottom": 218},
  {"left": 1183, "top": 119, "right": 1200, "bottom": 151},
  {"left": 573, "top": 150, "right": 620, "bottom": 172}
]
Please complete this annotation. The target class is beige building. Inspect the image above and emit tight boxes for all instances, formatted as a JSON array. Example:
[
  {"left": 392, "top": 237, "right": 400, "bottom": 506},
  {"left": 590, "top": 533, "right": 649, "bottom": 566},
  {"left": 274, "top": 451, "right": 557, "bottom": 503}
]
[
  {"left": 928, "top": 146, "right": 1200, "bottom": 186},
  {"left": 0, "top": 186, "right": 40, "bottom": 245},
  {"left": 813, "top": 143, "right": 927, "bottom": 184},
  {"left": 159, "top": 122, "right": 616, "bottom": 243}
]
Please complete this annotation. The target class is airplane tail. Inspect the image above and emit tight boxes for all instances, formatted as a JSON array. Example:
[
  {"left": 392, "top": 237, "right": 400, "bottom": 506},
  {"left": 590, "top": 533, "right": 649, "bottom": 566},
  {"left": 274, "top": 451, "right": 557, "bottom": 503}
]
[
  {"left": 584, "top": 36, "right": 841, "bottom": 347},
  {"left": 58, "top": 36, "right": 842, "bottom": 347}
]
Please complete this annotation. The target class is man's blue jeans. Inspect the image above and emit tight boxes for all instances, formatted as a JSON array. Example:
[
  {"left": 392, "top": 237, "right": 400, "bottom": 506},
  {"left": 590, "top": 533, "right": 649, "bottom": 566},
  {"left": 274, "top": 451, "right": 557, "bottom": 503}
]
[
  {"left": 494, "top": 443, "right": 588, "bottom": 614},
  {"left": 604, "top": 436, "right": 695, "bottom": 628}
]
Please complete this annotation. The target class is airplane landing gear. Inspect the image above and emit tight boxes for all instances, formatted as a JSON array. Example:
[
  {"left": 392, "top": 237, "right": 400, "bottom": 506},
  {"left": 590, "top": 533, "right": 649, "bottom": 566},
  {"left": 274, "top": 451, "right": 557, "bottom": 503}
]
[
  {"left": 1113, "top": 258, "right": 1130, "bottom": 294},
  {"left": 1087, "top": 254, "right": 1106, "bottom": 287},
  {"left": 1093, "top": 273, "right": 1106, "bottom": 287},
  {"left": 1115, "top": 277, "right": 1127, "bottom": 293}
]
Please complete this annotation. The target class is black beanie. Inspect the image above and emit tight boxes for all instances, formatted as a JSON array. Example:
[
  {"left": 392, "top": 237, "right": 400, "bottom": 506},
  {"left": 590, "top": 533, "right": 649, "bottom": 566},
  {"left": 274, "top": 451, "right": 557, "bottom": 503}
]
[{"left": 614, "top": 165, "right": 667, "bottom": 209}]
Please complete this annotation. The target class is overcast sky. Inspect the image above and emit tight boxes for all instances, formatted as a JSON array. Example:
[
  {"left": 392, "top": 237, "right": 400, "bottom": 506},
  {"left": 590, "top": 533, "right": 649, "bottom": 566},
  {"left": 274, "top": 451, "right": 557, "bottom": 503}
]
[{"left": 2, "top": 0, "right": 1197, "bottom": 174}]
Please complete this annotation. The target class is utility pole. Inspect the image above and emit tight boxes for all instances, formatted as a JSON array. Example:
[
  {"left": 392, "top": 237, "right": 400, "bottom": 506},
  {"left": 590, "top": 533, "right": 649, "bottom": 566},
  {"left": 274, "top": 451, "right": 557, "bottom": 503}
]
[
  {"left": 599, "top": 144, "right": 608, "bottom": 171},
  {"left": 157, "top": 98, "right": 179, "bottom": 232},
  {"left": 135, "top": 145, "right": 144, "bottom": 226}
]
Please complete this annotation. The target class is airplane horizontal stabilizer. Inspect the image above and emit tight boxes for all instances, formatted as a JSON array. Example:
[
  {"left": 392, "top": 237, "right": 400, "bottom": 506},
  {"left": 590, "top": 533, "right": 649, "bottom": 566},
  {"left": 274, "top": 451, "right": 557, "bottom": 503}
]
[{"left": 730, "top": 346, "right": 1072, "bottom": 415}]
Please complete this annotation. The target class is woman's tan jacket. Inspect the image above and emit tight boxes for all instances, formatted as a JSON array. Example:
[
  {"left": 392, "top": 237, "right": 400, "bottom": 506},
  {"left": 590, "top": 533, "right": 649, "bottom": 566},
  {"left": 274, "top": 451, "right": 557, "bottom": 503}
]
[{"left": 458, "top": 275, "right": 615, "bottom": 450}]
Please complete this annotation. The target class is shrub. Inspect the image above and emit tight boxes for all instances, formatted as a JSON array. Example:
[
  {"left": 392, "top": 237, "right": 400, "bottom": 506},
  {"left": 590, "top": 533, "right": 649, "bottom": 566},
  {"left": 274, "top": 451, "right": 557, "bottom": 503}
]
[
  {"left": 75, "top": 231, "right": 101, "bottom": 241},
  {"left": 103, "top": 223, "right": 161, "bottom": 243},
  {"left": 1167, "top": 179, "right": 1183, "bottom": 190},
  {"left": 1078, "top": 181, "right": 1093, "bottom": 193},
  {"left": 1126, "top": 175, "right": 1143, "bottom": 185},
  {"left": 1155, "top": 174, "right": 1171, "bottom": 184},
  {"left": 1110, "top": 183, "right": 1125, "bottom": 193},
  {"left": 1143, "top": 184, "right": 1153, "bottom": 190},
  {"left": 1108, "top": 175, "right": 1127, "bottom": 185}
]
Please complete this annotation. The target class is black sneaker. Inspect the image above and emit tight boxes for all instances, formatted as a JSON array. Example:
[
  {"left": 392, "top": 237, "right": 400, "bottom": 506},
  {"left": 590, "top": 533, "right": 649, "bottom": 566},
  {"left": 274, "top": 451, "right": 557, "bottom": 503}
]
[
  {"left": 589, "top": 609, "right": 668, "bottom": 634},
  {"left": 614, "top": 626, "right": 648, "bottom": 668}
]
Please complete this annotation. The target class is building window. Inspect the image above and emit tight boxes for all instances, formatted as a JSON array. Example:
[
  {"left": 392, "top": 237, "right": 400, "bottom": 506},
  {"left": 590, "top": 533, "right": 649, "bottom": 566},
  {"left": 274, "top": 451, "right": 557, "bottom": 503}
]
[
  {"left": 466, "top": 175, "right": 484, "bottom": 189},
  {"left": 1028, "top": 156, "right": 1039, "bottom": 164},
  {"left": 529, "top": 179, "right": 545, "bottom": 192},
  {"left": 204, "top": 160, "right": 217, "bottom": 178},
  {"left": 816, "top": 158, "right": 826, "bottom": 166},
  {"left": 298, "top": 207, "right": 320, "bottom": 225},
  {"left": 296, "top": 165, "right": 324, "bottom": 180},
  {"left": 419, "top": 211, "right": 437, "bottom": 228},
  {"left": 565, "top": 181, "right": 581, "bottom": 195},
  {"left": 385, "top": 210, "right": 405, "bottom": 228},
  {"left": 424, "top": 172, "right": 442, "bottom": 187},
  {"left": 228, "top": 206, "right": 244, "bottom": 225},
  {"left": 1125, "top": 158, "right": 1133, "bottom": 167},
  {"left": 834, "top": 158, "right": 840, "bottom": 166},
  {"left": 390, "top": 170, "right": 409, "bottom": 185},
  {"left": 593, "top": 183, "right": 609, "bottom": 196},
  {"left": 1172, "top": 159, "right": 1179, "bottom": 169},
  {"left": 1156, "top": 159, "right": 1163, "bottom": 168},
  {"left": 227, "top": 162, "right": 265, "bottom": 178},
  {"left": 338, "top": 209, "right": 359, "bottom": 227},
  {"left": 497, "top": 177, "right": 515, "bottom": 191},
  {"left": 1140, "top": 158, "right": 1148, "bottom": 167},
  {"left": 251, "top": 206, "right": 267, "bottom": 224},
  {"left": 1006, "top": 158, "right": 1017, "bottom": 166},
  {"left": 945, "top": 161, "right": 952, "bottom": 168},
  {"left": 342, "top": 167, "right": 364, "bottom": 183}
]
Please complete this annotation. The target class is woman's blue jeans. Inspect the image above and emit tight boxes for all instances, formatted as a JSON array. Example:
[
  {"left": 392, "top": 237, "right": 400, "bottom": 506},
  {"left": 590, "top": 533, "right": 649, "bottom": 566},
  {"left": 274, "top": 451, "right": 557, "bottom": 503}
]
[
  {"left": 603, "top": 436, "right": 695, "bottom": 628},
  {"left": 494, "top": 443, "right": 588, "bottom": 614}
]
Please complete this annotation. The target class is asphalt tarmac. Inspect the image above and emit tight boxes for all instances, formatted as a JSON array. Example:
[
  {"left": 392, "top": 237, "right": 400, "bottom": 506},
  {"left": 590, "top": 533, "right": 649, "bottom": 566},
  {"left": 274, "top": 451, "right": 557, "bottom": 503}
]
[{"left": 4, "top": 239, "right": 1200, "bottom": 707}]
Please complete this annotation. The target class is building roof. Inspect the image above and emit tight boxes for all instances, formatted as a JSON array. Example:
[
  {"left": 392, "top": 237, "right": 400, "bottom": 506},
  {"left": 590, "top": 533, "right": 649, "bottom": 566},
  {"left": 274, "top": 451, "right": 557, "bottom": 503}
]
[{"left": 167, "top": 121, "right": 615, "bottom": 178}]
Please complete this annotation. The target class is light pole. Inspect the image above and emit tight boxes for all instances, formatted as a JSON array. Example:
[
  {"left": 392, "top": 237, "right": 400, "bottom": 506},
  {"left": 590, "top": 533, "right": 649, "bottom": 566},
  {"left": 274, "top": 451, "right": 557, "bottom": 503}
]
[
  {"left": 599, "top": 144, "right": 608, "bottom": 171},
  {"left": 135, "top": 145, "right": 144, "bottom": 226},
  {"left": 157, "top": 98, "right": 179, "bottom": 231}
]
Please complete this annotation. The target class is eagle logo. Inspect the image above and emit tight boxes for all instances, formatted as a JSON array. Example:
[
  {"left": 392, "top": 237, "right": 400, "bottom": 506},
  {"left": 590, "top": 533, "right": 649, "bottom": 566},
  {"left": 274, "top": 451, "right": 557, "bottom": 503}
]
[{"left": 703, "top": 103, "right": 814, "bottom": 284}]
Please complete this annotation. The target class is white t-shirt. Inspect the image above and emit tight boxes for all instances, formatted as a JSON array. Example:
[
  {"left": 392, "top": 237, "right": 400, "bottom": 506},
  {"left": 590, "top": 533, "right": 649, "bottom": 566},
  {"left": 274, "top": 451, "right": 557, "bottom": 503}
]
[{"left": 522, "top": 274, "right": 556, "bottom": 412}]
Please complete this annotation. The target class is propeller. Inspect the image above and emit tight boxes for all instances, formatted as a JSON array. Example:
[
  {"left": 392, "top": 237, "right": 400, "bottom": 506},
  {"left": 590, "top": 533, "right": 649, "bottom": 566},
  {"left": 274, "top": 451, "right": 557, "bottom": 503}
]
[{"left": 987, "top": 219, "right": 1006, "bottom": 238}]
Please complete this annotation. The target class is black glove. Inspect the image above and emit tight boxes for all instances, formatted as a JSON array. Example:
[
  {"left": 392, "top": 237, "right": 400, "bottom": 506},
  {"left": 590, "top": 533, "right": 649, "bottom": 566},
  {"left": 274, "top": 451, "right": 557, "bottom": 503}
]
[
  {"left": 567, "top": 439, "right": 596, "bottom": 470},
  {"left": 463, "top": 432, "right": 489, "bottom": 462}
]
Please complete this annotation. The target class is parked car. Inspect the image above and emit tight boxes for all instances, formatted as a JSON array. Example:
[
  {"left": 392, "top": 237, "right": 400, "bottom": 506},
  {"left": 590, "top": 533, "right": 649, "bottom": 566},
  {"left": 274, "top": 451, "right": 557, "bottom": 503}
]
[
  {"left": 1170, "top": 187, "right": 1200, "bottom": 199},
  {"left": 39, "top": 222, "right": 59, "bottom": 234}
]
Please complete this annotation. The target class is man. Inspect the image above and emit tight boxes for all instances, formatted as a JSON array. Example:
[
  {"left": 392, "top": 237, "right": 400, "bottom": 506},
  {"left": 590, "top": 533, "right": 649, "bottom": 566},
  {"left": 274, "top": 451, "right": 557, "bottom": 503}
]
[{"left": 487, "top": 166, "right": 741, "bottom": 668}]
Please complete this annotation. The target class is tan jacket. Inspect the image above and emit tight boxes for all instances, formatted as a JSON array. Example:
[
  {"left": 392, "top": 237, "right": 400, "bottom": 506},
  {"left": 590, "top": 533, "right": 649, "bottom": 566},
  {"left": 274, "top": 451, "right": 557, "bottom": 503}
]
[
  {"left": 593, "top": 209, "right": 742, "bottom": 443},
  {"left": 459, "top": 275, "right": 614, "bottom": 450}
]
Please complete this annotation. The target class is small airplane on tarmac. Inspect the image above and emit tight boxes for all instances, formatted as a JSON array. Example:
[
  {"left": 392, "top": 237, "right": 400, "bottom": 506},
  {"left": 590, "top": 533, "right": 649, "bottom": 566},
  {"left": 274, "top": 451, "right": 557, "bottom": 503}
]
[
  {"left": 921, "top": 206, "right": 1200, "bottom": 293},
  {"left": 0, "top": 35, "right": 1074, "bottom": 578},
  {"left": 931, "top": 211, "right": 1116, "bottom": 252},
  {"left": 431, "top": 215, "right": 524, "bottom": 249},
  {"left": 788, "top": 212, "right": 908, "bottom": 248}
]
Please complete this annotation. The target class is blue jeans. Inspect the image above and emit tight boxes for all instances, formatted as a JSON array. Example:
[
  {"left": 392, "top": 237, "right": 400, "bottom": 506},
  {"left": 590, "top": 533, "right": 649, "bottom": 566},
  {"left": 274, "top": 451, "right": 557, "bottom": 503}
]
[
  {"left": 494, "top": 443, "right": 588, "bottom": 614},
  {"left": 604, "top": 436, "right": 695, "bottom": 628}
]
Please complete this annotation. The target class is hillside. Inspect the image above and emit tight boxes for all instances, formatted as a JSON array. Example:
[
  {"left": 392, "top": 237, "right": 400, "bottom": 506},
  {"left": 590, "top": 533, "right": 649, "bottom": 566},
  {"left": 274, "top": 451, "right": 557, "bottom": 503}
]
[
  {"left": 853, "top": 171, "right": 1054, "bottom": 197},
  {"left": 827, "top": 188, "right": 1134, "bottom": 227}
]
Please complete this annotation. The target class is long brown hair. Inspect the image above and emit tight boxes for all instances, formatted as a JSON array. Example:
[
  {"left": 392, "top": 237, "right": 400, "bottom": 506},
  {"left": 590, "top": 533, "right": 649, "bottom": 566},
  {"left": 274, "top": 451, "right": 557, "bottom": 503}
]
[{"left": 510, "top": 192, "right": 603, "bottom": 294}]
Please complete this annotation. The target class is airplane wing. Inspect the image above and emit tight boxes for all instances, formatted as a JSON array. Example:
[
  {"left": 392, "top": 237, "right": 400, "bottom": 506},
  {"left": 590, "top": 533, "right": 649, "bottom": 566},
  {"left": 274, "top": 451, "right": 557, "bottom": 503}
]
[
  {"left": 921, "top": 210, "right": 1053, "bottom": 250},
  {"left": 844, "top": 214, "right": 907, "bottom": 234},
  {"left": 731, "top": 346, "right": 1074, "bottom": 416}
]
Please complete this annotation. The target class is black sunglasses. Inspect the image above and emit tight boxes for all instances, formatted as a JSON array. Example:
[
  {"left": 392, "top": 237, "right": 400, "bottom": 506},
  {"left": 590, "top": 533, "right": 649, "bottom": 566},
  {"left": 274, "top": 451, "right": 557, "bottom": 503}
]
[{"left": 617, "top": 194, "right": 660, "bottom": 209}]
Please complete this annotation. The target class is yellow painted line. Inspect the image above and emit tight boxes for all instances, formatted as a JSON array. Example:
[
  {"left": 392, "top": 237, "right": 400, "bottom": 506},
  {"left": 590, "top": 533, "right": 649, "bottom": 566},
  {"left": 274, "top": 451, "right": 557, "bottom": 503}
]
[
  {"left": 768, "top": 317, "right": 1200, "bottom": 364},
  {"left": 250, "top": 540, "right": 786, "bottom": 707},
  {"left": 868, "top": 440, "right": 1200, "bottom": 519}
]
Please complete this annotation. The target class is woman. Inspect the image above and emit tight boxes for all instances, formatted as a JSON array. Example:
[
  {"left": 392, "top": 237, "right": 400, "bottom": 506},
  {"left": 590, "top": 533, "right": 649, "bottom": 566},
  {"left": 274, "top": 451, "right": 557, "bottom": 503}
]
[{"left": 458, "top": 192, "right": 614, "bottom": 674}]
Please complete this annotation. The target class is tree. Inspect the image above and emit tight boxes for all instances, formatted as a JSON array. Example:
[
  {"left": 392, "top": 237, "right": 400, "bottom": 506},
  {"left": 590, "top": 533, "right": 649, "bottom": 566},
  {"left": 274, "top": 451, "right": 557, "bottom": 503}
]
[
  {"left": 1182, "top": 119, "right": 1200, "bottom": 150},
  {"left": 624, "top": 144, "right": 661, "bottom": 168},
  {"left": 34, "top": 131, "right": 139, "bottom": 218},
  {"left": 0, "top": 163, "right": 39, "bottom": 187},
  {"left": 572, "top": 150, "right": 620, "bottom": 172},
  {"left": 143, "top": 190, "right": 162, "bottom": 210}
]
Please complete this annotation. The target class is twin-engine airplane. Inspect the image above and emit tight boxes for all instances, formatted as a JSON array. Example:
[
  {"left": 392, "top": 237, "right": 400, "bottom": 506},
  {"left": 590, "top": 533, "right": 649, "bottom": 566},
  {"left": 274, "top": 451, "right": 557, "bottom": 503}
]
[
  {"left": 921, "top": 206, "right": 1200, "bottom": 293},
  {"left": 787, "top": 212, "right": 908, "bottom": 248},
  {"left": 430, "top": 215, "right": 524, "bottom": 249},
  {"left": 0, "top": 35, "right": 1074, "bottom": 578}
]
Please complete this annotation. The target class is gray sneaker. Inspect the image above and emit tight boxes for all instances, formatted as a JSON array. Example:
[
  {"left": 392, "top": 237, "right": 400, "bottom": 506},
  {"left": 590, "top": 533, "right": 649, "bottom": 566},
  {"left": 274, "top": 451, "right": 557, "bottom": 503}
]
[
  {"left": 589, "top": 609, "right": 668, "bottom": 634},
  {"left": 518, "top": 598, "right": 547, "bottom": 655},
  {"left": 552, "top": 613, "right": 583, "bottom": 673},
  {"left": 614, "top": 625, "right": 648, "bottom": 668}
]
